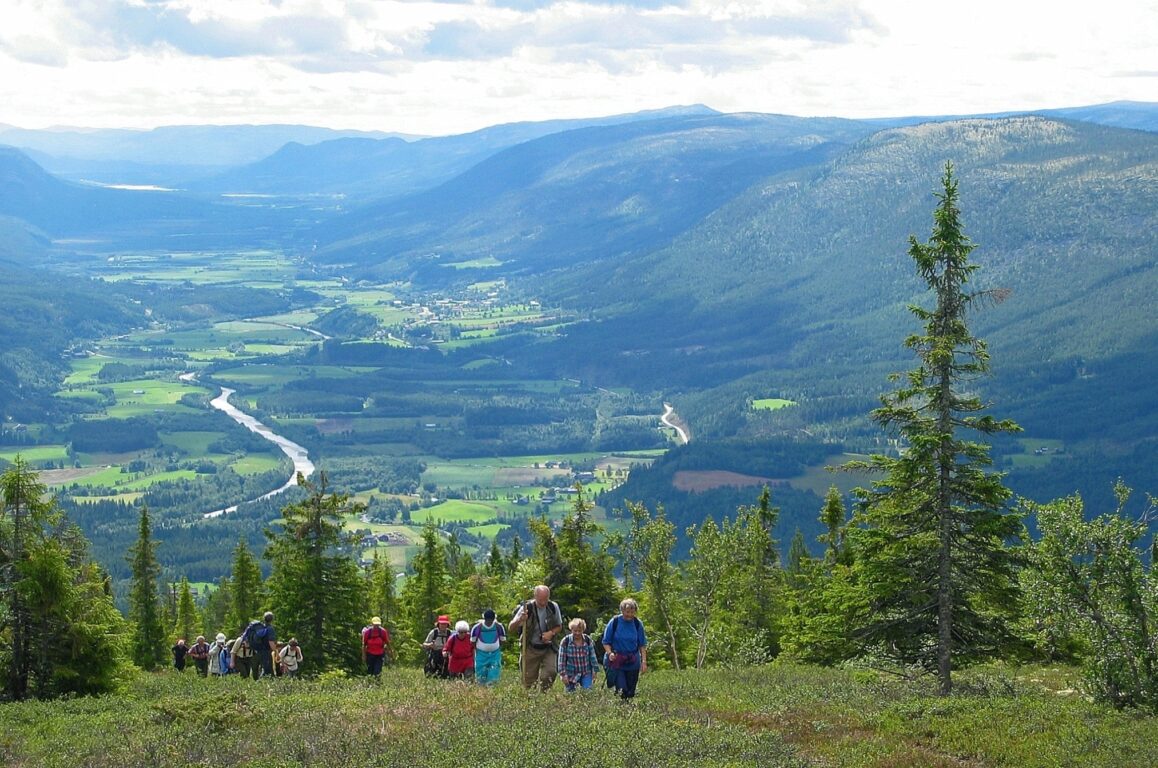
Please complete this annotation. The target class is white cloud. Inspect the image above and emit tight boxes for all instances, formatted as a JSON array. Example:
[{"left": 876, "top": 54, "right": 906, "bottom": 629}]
[{"left": 0, "top": 0, "right": 1152, "bottom": 133}]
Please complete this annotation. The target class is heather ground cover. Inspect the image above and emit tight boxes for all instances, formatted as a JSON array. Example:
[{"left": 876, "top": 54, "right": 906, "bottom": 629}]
[{"left": 1, "top": 664, "right": 1153, "bottom": 768}]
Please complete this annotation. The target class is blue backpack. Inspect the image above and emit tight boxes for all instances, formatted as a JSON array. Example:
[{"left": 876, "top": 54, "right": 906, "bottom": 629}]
[{"left": 242, "top": 620, "right": 266, "bottom": 650}]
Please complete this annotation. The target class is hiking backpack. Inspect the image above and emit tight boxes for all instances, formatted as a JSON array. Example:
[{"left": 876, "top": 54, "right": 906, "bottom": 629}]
[
  {"left": 364, "top": 625, "right": 387, "bottom": 655},
  {"left": 241, "top": 620, "right": 264, "bottom": 649}
]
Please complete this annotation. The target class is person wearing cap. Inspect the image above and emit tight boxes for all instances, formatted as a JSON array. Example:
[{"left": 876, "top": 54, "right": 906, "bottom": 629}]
[
  {"left": 208, "top": 633, "right": 230, "bottom": 676},
  {"left": 471, "top": 609, "right": 507, "bottom": 686},
  {"left": 422, "top": 615, "right": 453, "bottom": 678},
  {"left": 279, "top": 638, "right": 303, "bottom": 678},
  {"left": 361, "top": 616, "right": 394, "bottom": 678},
  {"left": 510, "top": 584, "right": 563, "bottom": 691},
  {"left": 443, "top": 620, "right": 475, "bottom": 680},
  {"left": 187, "top": 635, "right": 211, "bottom": 677}
]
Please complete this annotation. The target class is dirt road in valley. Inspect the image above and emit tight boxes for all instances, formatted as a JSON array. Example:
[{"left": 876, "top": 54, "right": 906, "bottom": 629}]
[{"left": 661, "top": 403, "right": 690, "bottom": 444}]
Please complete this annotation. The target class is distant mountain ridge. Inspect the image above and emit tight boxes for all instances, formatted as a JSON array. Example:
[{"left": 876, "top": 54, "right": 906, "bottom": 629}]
[
  {"left": 310, "top": 111, "right": 876, "bottom": 275},
  {"left": 184, "top": 105, "right": 723, "bottom": 200},
  {"left": 0, "top": 123, "right": 405, "bottom": 187}
]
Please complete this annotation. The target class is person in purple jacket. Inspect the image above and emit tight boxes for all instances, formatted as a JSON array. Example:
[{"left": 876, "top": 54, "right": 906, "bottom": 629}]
[{"left": 601, "top": 598, "right": 647, "bottom": 700}]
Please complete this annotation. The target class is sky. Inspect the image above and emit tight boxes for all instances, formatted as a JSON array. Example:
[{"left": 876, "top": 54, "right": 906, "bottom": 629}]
[{"left": 1, "top": 0, "right": 1155, "bottom": 136}]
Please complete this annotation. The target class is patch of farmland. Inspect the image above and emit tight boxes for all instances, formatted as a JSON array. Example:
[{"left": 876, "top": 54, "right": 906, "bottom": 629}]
[
  {"left": 672, "top": 470, "right": 781, "bottom": 493},
  {"left": 37, "top": 466, "right": 113, "bottom": 485},
  {"left": 494, "top": 467, "right": 572, "bottom": 485}
]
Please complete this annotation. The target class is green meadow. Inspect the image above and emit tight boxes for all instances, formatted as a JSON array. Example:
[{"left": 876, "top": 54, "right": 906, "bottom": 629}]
[
  {"left": 752, "top": 397, "right": 797, "bottom": 410},
  {"left": 409, "top": 499, "right": 501, "bottom": 525},
  {"left": 1, "top": 664, "right": 1152, "bottom": 768},
  {"left": 0, "top": 445, "right": 70, "bottom": 464},
  {"left": 96, "top": 250, "right": 298, "bottom": 284},
  {"left": 101, "top": 380, "right": 197, "bottom": 417}
]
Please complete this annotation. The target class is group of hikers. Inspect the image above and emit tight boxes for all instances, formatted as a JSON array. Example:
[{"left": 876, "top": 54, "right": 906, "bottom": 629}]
[
  {"left": 171, "top": 611, "right": 302, "bottom": 679},
  {"left": 172, "top": 586, "right": 648, "bottom": 699},
  {"left": 419, "top": 586, "right": 648, "bottom": 699}
]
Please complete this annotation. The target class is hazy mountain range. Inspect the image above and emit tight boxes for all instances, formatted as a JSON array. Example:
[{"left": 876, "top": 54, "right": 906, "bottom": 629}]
[{"left": 2, "top": 101, "right": 1157, "bottom": 510}]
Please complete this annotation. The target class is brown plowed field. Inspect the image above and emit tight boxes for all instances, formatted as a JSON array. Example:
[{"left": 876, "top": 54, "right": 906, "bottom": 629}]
[{"left": 672, "top": 470, "right": 783, "bottom": 492}]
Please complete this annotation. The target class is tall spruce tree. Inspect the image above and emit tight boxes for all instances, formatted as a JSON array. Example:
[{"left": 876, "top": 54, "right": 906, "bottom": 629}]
[
  {"left": 847, "top": 163, "right": 1023, "bottom": 694},
  {"left": 126, "top": 506, "right": 166, "bottom": 670},
  {"left": 533, "top": 486, "right": 619, "bottom": 630},
  {"left": 401, "top": 522, "right": 451, "bottom": 645},
  {"left": 1, "top": 457, "right": 48, "bottom": 698},
  {"left": 3, "top": 458, "right": 130, "bottom": 699},
  {"left": 266, "top": 473, "right": 366, "bottom": 673},
  {"left": 228, "top": 538, "right": 263, "bottom": 635},
  {"left": 365, "top": 550, "right": 399, "bottom": 633},
  {"left": 173, "top": 576, "right": 197, "bottom": 643}
]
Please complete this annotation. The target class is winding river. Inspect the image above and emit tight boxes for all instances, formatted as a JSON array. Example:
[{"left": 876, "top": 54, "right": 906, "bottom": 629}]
[{"left": 179, "top": 374, "right": 315, "bottom": 518}]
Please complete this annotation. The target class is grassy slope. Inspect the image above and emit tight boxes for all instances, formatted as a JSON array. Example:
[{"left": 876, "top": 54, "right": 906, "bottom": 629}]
[{"left": 1, "top": 664, "right": 1154, "bottom": 767}]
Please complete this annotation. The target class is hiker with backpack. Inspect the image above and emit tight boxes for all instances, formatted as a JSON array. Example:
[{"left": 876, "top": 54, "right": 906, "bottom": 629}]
[
  {"left": 602, "top": 598, "right": 648, "bottom": 700},
  {"left": 558, "top": 618, "right": 599, "bottom": 692},
  {"left": 253, "top": 612, "right": 277, "bottom": 678},
  {"left": 361, "top": 616, "right": 394, "bottom": 677},
  {"left": 279, "top": 638, "right": 303, "bottom": 678},
  {"left": 471, "top": 609, "right": 506, "bottom": 686},
  {"left": 231, "top": 613, "right": 276, "bottom": 679},
  {"left": 422, "top": 615, "right": 452, "bottom": 678},
  {"left": 442, "top": 620, "right": 475, "bottom": 680},
  {"left": 188, "top": 635, "right": 211, "bottom": 677},
  {"left": 230, "top": 626, "right": 257, "bottom": 679},
  {"left": 510, "top": 584, "right": 563, "bottom": 691}
]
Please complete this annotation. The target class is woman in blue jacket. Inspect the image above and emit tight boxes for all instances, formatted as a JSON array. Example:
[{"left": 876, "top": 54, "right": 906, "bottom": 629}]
[{"left": 601, "top": 598, "right": 647, "bottom": 699}]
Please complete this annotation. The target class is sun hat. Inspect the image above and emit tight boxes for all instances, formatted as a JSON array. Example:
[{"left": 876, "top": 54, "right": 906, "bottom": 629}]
[
  {"left": 216, "top": 633, "right": 226, "bottom": 643},
  {"left": 371, "top": 616, "right": 382, "bottom": 625},
  {"left": 437, "top": 615, "right": 450, "bottom": 624},
  {"left": 455, "top": 620, "right": 470, "bottom": 632}
]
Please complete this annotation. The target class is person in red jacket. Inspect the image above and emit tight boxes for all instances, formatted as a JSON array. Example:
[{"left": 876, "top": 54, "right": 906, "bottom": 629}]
[
  {"left": 442, "top": 620, "right": 475, "bottom": 680},
  {"left": 361, "top": 616, "right": 394, "bottom": 678}
]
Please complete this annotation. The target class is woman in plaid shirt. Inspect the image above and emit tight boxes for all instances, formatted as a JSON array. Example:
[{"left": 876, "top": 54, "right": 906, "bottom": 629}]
[{"left": 558, "top": 618, "right": 600, "bottom": 691}]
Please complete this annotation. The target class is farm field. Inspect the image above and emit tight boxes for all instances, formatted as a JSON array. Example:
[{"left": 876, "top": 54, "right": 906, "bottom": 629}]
[
  {"left": 0, "top": 445, "right": 70, "bottom": 465},
  {"left": 752, "top": 397, "right": 797, "bottom": 410}
]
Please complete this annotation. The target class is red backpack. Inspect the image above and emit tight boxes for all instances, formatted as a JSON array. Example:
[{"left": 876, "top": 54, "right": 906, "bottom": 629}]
[{"left": 364, "top": 625, "right": 388, "bottom": 655}]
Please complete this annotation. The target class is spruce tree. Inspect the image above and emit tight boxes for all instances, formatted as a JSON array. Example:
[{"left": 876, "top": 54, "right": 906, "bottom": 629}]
[
  {"left": 200, "top": 576, "right": 232, "bottom": 639},
  {"left": 785, "top": 529, "right": 810, "bottom": 588},
  {"left": 535, "top": 487, "right": 619, "bottom": 630},
  {"left": 229, "top": 538, "right": 263, "bottom": 635},
  {"left": 126, "top": 506, "right": 166, "bottom": 670},
  {"left": 1, "top": 457, "right": 50, "bottom": 698},
  {"left": 819, "top": 485, "right": 849, "bottom": 567},
  {"left": 847, "top": 163, "right": 1023, "bottom": 694},
  {"left": 266, "top": 473, "right": 366, "bottom": 673},
  {"left": 173, "top": 576, "right": 197, "bottom": 644},
  {"left": 3, "top": 459, "right": 129, "bottom": 699},
  {"left": 365, "top": 550, "right": 399, "bottom": 633},
  {"left": 401, "top": 522, "right": 451, "bottom": 644}
]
